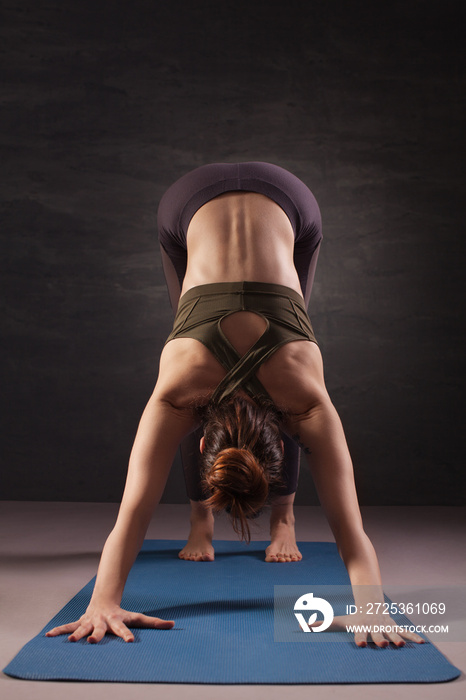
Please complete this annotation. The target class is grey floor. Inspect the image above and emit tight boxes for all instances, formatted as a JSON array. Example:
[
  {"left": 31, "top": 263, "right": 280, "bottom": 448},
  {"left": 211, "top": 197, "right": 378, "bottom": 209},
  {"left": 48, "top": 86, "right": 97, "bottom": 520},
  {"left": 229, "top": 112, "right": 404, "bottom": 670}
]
[{"left": 1, "top": 502, "right": 465, "bottom": 700}]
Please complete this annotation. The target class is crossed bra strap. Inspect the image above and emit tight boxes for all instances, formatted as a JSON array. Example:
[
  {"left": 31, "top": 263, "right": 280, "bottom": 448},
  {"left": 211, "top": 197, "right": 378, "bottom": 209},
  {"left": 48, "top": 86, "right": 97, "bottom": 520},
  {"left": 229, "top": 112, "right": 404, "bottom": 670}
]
[{"left": 164, "top": 281, "right": 318, "bottom": 403}]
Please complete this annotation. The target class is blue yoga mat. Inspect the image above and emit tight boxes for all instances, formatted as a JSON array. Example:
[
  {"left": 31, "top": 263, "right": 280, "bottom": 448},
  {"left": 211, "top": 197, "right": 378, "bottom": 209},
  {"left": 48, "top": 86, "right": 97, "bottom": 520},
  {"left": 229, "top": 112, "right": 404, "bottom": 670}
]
[{"left": 3, "top": 540, "right": 461, "bottom": 684}]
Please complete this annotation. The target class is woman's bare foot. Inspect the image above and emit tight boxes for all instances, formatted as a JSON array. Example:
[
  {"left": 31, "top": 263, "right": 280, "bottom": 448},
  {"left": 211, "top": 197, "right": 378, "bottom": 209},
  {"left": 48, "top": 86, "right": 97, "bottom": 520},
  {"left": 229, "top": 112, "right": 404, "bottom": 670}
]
[
  {"left": 265, "top": 520, "right": 302, "bottom": 562},
  {"left": 265, "top": 493, "right": 302, "bottom": 563},
  {"left": 179, "top": 499, "right": 215, "bottom": 562}
]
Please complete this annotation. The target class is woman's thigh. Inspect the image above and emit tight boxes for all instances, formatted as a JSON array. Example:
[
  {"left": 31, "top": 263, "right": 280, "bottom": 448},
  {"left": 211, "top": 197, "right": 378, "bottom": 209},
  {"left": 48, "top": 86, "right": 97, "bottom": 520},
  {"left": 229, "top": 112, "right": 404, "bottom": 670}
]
[{"left": 160, "top": 246, "right": 182, "bottom": 313}]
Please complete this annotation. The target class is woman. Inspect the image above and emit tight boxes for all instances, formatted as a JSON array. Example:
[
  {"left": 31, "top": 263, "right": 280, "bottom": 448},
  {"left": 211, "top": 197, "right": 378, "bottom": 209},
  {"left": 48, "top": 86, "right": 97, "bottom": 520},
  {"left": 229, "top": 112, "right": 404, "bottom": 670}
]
[
  {"left": 46, "top": 162, "right": 425, "bottom": 648},
  {"left": 160, "top": 162, "right": 323, "bottom": 564}
]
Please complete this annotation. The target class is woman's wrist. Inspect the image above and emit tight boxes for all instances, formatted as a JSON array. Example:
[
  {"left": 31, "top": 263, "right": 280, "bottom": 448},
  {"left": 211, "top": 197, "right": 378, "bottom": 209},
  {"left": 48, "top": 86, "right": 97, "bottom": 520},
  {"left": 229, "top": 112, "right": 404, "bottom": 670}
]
[
  {"left": 338, "top": 530, "right": 384, "bottom": 602},
  {"left": 88, "top": 588, "right": 123, "bottom": 609},
  {"left": 88, "top": 523, "right": 145, "bottom": 608}
]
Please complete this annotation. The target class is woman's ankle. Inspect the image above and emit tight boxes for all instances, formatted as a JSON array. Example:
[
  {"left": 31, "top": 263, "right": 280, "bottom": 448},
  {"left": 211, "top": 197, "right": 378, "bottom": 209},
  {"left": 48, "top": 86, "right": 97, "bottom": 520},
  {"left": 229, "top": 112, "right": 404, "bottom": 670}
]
[
  {"left": 189, "top": 499, "right": 214, "bottom": 524},
  {"left": 269, "top": 494, "right": 296, "bottom": 528}
]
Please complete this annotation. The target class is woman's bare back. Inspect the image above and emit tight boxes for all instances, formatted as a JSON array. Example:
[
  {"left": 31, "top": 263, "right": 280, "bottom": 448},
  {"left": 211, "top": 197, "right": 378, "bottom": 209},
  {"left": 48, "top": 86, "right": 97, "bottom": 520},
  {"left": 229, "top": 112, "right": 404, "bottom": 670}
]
[{"left": 181, "top": 192, "right": 303, "bottom": 296}]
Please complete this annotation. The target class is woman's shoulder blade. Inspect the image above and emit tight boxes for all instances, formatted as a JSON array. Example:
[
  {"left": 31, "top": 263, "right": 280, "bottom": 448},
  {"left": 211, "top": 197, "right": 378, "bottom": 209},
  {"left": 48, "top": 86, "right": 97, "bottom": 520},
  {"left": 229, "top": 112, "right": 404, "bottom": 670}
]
[
  {"left": 257, "top": 341, "right": 328, "bottom": 415},
  {"left": 157, "top": 338, "right": 328, "bottom": 414},
  {"left": 157, "top": 338, "right": 226, "bottom": 408}
]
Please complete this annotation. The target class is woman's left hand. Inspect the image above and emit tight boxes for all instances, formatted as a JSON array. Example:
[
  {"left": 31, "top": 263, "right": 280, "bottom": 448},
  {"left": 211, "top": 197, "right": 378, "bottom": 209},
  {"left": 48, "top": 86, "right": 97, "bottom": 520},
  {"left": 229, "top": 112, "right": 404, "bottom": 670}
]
[{"left": 309, "top": 613, "right": 426, "bottom": 647}]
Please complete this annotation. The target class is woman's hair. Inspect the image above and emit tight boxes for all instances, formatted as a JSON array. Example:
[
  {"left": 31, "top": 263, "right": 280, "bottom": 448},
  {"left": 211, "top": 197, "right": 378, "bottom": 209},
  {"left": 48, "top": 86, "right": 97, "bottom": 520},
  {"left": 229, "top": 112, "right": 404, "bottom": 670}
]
[{"left": 197, "top": 394, "right": 285, "bottom": 543}]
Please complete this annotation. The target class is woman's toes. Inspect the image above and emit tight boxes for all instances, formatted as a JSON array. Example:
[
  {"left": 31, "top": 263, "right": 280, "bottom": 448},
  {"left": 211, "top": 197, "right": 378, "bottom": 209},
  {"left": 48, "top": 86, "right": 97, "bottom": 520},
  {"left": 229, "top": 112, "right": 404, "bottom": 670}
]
[{"left": 272, "top": 551, "right": 301, "bottom": 562}]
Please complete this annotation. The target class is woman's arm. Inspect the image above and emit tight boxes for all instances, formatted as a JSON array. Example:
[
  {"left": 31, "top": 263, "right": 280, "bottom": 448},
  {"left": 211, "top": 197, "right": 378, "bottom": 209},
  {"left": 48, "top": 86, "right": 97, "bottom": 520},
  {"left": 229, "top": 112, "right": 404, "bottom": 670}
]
[
  {"left": 285, "top": 396, "right": 425, "bottom": 647},
  {"left": 47, "top": 387, "right": 197, "bottom": 643},
  {"left": 92, "top": 391, "right": 196, "bottom": 603},
  {"left": 286, "top": 399, "right": 382, "bottom": 581}
]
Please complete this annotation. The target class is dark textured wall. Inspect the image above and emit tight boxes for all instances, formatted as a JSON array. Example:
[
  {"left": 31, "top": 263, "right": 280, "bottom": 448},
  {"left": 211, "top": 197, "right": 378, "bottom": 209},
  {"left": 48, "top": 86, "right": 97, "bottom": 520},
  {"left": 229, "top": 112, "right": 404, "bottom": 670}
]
[{"left": 2, "top": 0, "right": 464, "bottom": 505}]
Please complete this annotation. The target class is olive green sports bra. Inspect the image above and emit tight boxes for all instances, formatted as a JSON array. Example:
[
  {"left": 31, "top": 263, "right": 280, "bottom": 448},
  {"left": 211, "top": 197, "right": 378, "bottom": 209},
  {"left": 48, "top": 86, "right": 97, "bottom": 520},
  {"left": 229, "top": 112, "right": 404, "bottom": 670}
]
[{"left": 165, "top": 281, "right": 318, "bottom": 404}]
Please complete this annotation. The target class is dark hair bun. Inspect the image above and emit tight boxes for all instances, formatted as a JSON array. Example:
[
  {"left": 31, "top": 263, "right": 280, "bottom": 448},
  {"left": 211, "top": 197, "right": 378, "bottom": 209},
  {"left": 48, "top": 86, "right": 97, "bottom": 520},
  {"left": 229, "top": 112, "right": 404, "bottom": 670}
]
[
  {"left": 199, "top": 395, "right": 285, "bottom": 542},
  {"left": 202, "top": 447, "right": 269, "bottom": 541},
  {"left": 207, "top": 447, "right": 268, "bottom": 499}
]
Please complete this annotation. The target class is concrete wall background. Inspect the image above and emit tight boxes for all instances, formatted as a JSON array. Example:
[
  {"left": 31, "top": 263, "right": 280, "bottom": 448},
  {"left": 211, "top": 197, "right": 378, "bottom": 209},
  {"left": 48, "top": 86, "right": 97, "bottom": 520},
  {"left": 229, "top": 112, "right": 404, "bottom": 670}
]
[{"left": 1, "top": 0, "right": 464, "bottom": 505}]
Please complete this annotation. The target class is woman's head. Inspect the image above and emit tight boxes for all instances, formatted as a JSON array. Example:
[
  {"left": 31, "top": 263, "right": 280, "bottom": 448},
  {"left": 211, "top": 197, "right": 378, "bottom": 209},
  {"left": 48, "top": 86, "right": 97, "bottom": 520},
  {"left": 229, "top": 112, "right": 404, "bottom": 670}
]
[{"left": 198, "top": 394, "right": 285, "bottom": 543}]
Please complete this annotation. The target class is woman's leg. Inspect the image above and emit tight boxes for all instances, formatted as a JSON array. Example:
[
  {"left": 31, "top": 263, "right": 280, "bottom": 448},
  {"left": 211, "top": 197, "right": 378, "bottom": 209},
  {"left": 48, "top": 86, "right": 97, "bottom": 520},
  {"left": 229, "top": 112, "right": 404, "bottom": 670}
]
[
  {"left": 160, "top": 246, "right": 182, "bottom": 313},
  {"left": 278, "top": 432, "right": 301, "bottom": 496},
  {"left": 177, "top": 427, "right": 215, "bottom": 561},
  {"left": 278, "top": 238, "right": 322, "bottom": 493},
  {"left": 160, "top": 245, "right": 206, "bottom": 501},
  {"left": 266, "top": 492, "right": 303, "bottom": 562},
  {"left": 179, "top": 427, "right": 209, "bottom": 501},
  {"left": 160, "top": 272, "right": 215, "bottom": 506},
  {"left": 303, "top": 240, "right": 322, "bottom": 308},
  {"left": 264, "top": 237, "right": 323, "bottom": 561},
  {"left": 268, "top": 241, "right": 322, "bottom": 503},
  {"left": 160, "top": 244, "right": 216, "bottom": 560}
]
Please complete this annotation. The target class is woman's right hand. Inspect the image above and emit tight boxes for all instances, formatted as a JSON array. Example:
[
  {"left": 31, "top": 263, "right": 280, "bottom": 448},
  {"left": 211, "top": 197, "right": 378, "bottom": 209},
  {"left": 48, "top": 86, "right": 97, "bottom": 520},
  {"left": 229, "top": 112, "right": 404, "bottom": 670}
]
[{"left": 45, "top": 603, "right": 175, "bottom": 643}]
